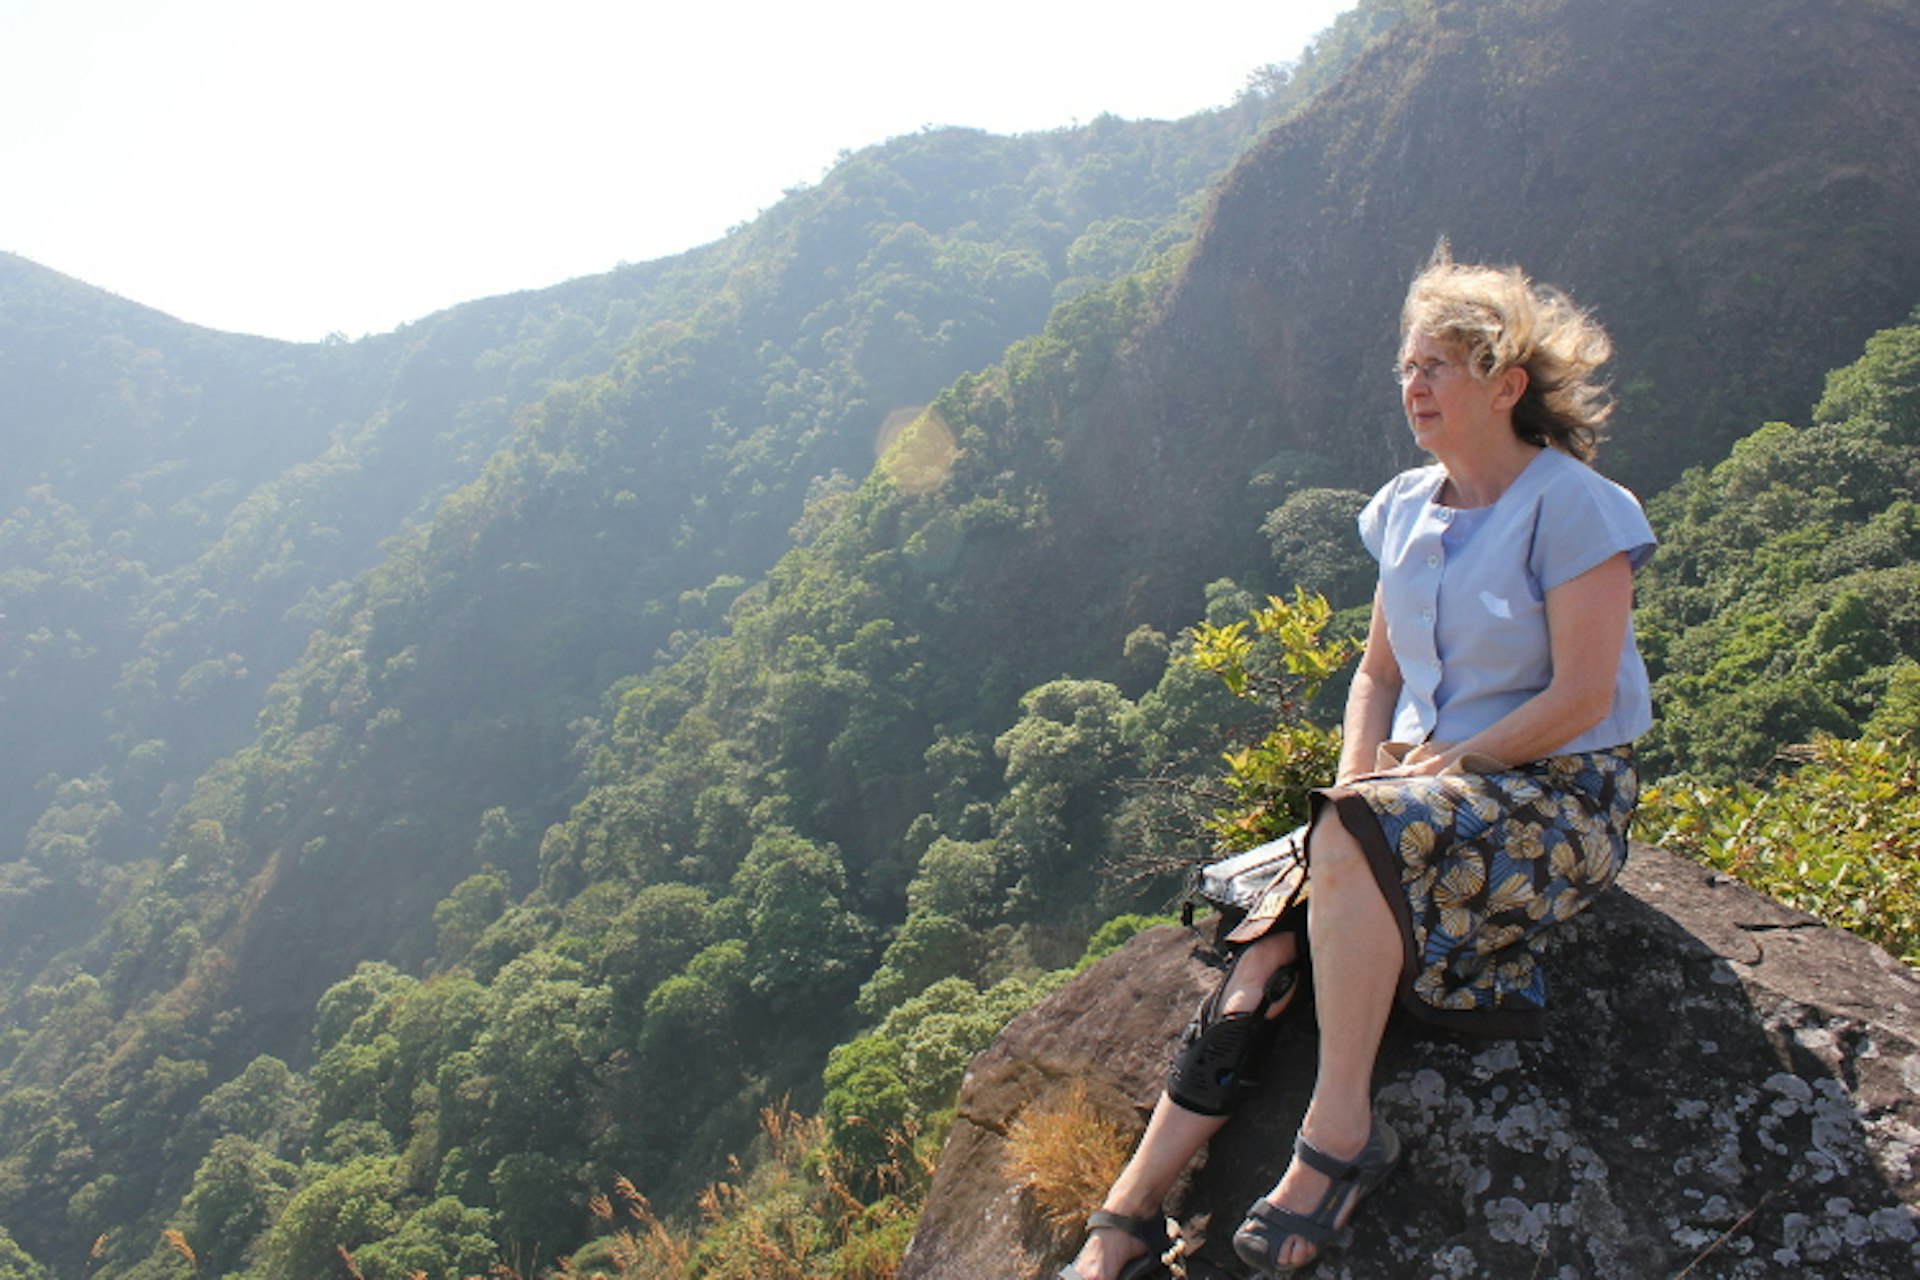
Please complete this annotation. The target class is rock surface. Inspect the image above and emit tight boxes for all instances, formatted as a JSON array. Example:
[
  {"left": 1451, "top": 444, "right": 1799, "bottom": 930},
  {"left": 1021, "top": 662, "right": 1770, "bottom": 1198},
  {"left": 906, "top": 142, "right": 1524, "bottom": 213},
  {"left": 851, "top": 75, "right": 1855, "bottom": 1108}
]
[{"left": 898, "top": 844, "right": 1920, "bottom": 1278}]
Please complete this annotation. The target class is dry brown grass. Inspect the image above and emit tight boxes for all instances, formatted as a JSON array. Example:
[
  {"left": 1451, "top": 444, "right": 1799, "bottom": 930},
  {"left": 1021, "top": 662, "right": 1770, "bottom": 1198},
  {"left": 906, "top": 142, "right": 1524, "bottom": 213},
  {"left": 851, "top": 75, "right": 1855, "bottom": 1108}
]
[
  {"left": 478, "top": 1102, "right": 934, "bottom": 1280},
  {"left": 1001, "top": 1082, "right": 1139, "bottom": 1235},
  {"left": 162, "top": 1229, "right": 199, "bottom": 1279},
  {"left": 573, "top": 1175, "right": 695, "bottom": 1279}
]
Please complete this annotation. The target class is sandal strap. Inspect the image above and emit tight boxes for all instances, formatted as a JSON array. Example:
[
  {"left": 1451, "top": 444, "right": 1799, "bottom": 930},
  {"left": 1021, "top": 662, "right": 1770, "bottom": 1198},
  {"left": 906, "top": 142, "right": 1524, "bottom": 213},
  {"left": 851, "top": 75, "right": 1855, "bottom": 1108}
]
[
  {"left": 1241, "top": 1197, "right": 1341, "bottom": 1249},
  {"left": 1293, "top": 1116, "right": 1401, "bottom": 1187},
  {"left": 1086, "top": 1208, "right": 1168, "bottom": 1249},
  {"left": 1294, "top": 1134, "right": 1366, "bottom": 1184},
  {"left": 1086, "top": 1209, "right": 1148, "bottom": 1238}
]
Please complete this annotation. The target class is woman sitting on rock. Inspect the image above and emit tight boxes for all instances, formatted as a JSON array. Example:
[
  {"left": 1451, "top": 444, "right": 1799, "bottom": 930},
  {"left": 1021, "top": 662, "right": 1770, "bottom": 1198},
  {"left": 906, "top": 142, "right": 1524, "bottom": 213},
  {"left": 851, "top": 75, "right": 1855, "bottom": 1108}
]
[{"left": 1059, "top": 247, "right": 1657, "bottom": 1279}]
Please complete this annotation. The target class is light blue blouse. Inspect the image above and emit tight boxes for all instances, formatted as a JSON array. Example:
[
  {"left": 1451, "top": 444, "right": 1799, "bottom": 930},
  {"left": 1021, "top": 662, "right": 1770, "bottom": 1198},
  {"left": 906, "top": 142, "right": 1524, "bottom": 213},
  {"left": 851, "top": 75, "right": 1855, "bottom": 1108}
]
[{"left": 1357, "top": 447, "right": 1657, "bottom": 756}]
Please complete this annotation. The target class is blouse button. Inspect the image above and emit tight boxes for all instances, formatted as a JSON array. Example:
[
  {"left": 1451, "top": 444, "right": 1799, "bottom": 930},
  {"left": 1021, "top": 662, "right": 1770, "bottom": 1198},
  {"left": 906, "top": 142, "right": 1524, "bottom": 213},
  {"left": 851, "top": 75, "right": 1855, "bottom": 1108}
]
[
  {"left": 1421, "top": 607, "right": 1435, "bottom": 622},
  {"left": 1426, "top": 554, "right": 1441, "bottom": 569}
]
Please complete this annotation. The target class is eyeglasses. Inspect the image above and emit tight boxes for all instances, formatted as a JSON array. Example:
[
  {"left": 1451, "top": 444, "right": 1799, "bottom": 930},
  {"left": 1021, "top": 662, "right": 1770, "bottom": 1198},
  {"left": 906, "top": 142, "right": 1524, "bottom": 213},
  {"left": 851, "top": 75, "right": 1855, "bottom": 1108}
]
[{"left": 1394, "top": 356, "right": 1467, "bottom": 387}]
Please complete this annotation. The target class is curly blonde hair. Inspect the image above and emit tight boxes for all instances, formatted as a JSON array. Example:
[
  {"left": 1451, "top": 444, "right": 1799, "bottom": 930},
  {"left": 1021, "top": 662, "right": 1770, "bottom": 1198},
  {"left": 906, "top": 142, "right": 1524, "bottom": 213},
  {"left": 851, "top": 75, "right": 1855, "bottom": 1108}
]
[{"left": 1400, "top": 243, "right": 1615, "bottom": 460}]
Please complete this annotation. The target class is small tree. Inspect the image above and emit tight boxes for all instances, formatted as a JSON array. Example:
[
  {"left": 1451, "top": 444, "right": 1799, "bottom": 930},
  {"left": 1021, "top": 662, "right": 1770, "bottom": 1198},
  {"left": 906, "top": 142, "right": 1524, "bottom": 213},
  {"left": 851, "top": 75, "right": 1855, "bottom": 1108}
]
[{"left": 1117, "top": 588, "right": 1354, "bottom": 885}]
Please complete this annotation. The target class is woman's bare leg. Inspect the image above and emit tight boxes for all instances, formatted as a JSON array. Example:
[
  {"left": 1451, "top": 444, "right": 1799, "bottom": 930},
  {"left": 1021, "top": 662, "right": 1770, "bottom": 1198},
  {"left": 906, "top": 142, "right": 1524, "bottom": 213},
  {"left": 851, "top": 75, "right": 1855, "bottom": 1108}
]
[
  {"left": 1065, "top": 930, "right": 1300, "bottom": 1279},
  {"left": 1249, "top": 808, "right": 1401, "bottom": 1271}
]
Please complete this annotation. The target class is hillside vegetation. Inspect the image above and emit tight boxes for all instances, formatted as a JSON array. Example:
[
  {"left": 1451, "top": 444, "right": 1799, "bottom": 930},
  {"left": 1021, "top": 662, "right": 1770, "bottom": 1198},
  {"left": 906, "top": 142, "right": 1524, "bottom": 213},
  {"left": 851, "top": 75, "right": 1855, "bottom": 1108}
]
[
  {"left": 0, "top": 95, "right": 1299, "bottom": 1010},
  {"left": 2, "top": 0, "right": 1919, "bottom": 1276}
]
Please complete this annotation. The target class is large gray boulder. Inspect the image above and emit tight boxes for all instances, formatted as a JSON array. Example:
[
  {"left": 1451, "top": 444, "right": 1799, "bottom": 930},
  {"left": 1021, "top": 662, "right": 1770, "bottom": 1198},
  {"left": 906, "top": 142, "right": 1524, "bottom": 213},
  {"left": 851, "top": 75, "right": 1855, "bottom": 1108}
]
[{"left": 899, "top": 844, "right": 1920, "bottom": 1278}]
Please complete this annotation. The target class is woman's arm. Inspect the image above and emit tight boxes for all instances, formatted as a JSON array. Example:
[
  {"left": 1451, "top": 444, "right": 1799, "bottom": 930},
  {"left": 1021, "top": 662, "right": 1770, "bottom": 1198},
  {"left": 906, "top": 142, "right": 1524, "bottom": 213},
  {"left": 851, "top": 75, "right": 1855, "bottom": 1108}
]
[
  {"left": 1336, "top": 587, "right": 1404, "bottom": 784},
  {"left": 1389, "top": 552, "right": 1635, "bottom": 776}
]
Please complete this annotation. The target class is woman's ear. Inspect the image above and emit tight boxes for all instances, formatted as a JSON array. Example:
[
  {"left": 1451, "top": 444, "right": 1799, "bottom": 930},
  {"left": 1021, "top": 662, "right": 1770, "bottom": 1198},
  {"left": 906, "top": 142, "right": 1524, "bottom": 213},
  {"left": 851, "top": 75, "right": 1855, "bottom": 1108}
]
[{"left": 1492, "top": 364, "right": 1530, "bottom": 412}]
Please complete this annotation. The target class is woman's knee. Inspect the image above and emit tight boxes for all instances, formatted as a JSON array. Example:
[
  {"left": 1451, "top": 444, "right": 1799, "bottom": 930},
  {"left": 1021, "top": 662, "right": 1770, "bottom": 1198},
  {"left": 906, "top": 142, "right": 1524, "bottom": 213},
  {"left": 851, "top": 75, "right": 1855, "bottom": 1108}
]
[
  {"left": 1166, "top": 934, "right": 1303, "bottom": 1116},
  {"left": 1307, "top": 806, "right": 1367, "bottom": 873},
  {"left": 1234, "top": 930, "right": 1298, "bottom": 981},
  {"left": 1305, "top": 806, "right": 1396, "bottom": 928}
]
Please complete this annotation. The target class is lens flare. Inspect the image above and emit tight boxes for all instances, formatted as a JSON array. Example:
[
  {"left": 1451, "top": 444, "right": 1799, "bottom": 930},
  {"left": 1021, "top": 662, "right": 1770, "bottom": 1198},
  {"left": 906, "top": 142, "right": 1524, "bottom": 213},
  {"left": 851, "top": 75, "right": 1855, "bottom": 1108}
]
[{"left": 875, "top": 406, "right": 958, "bottom": 495}]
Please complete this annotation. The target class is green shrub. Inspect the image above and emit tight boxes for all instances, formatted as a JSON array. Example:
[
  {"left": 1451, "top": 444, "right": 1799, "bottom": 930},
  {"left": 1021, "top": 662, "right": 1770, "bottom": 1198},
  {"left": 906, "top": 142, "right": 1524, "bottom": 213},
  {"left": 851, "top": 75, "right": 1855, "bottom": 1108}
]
[
  {"left": 1182, "top": 589, "right": 1352, "bottom": 850},
  {"left": 1638, "top": 736, "right": 1920, "bottom": 965}
]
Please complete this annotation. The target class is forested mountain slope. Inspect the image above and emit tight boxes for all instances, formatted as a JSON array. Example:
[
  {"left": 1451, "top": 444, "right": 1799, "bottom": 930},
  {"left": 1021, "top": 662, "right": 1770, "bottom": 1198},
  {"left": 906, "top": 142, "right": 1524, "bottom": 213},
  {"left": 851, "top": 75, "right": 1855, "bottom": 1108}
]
[
  {"left": 0, "top": 16, "right": 1378, "bottom": 1274},
  {"left": 1000, "top": 0, "right": 1920, "bottom": 667},
  {"left": 0, "top": 247, "right": 684, "bottom": 865},
  {"left": 2, "top": 0, "right": 1917, "bottom": 1276},
  {"left": 0, "top": 101, "right": 1294, "bottom": 979},
  {"left": 1637, "top": 317, "right": 1920, "bottom": 779}
]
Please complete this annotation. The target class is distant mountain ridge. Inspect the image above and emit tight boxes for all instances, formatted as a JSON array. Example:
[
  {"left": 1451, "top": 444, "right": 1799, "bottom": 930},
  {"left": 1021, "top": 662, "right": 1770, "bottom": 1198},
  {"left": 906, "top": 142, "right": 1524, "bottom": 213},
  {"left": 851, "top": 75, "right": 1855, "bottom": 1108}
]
[{"left": 0, "top": 103, "right": 1287, "bottom": 858}]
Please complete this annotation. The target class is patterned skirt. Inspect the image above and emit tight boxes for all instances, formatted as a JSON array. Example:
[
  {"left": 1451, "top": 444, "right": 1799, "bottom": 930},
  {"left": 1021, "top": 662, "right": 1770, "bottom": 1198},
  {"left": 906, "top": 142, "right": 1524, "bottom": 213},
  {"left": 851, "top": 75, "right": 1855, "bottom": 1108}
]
[{"left": 1307, "top": 747, "right": 1639, "bottom": 1037}]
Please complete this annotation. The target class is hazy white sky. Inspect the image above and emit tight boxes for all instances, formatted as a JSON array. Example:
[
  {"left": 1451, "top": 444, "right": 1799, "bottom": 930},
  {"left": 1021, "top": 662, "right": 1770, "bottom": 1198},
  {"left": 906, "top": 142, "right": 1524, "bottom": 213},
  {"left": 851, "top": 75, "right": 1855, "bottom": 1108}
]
[{"left": 3, "top": 0, "right": 1356, "bottom": 343}]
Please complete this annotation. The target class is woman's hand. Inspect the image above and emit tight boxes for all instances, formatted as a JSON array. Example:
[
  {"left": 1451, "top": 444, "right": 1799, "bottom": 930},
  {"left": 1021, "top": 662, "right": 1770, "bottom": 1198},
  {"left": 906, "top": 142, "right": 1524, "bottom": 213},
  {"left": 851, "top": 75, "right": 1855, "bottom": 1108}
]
[
  {"left": 1382, "top": 742, "right": 1454, "bottom": 777},
  {"left": 1340, "top": 741, "right": 1451, "bottom": 784}
]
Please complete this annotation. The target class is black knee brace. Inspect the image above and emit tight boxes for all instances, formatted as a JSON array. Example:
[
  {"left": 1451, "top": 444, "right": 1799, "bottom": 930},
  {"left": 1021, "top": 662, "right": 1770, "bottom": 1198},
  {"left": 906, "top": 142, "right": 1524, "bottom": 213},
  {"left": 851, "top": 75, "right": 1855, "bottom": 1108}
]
[{"left": 1166, "top": 954, "right": 1300, "bottom": 1117}]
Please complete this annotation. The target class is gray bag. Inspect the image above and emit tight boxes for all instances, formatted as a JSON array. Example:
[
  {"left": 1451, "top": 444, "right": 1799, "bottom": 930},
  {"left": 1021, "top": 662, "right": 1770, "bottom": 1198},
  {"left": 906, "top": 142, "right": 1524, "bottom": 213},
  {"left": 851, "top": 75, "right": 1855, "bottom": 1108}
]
[{"left": 1196, "top": 823, "right": 1308, "bottom": 914}]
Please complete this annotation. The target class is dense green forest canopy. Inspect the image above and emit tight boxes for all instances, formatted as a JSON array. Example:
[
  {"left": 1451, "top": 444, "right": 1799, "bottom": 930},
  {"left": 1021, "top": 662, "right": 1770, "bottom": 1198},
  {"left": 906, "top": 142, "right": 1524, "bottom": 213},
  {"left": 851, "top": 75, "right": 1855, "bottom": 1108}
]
[
  {"left": 0, "top": 101, "right": 1299, "bottom": 974},
  {"left": 2, "top": 0, "right": 1919, "bottom": 1276},
  {"left": 1637, "top": 319, "right": 1920, "bottom": 780}
]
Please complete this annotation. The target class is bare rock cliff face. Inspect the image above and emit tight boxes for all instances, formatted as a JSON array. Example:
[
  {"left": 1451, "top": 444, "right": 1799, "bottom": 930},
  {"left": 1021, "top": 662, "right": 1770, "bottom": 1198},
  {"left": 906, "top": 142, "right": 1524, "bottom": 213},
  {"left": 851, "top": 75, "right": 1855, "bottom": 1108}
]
[{"left": 899, "top": 844, "right": 1920, "bottom": 1278}]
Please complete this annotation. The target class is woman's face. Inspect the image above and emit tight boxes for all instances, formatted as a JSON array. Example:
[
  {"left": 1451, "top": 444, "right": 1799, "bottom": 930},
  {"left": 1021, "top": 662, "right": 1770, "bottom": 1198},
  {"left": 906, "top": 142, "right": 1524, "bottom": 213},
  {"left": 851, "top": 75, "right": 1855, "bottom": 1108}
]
[{"left": 1398, "top": 330, "right": 1518, "bottom": 458}]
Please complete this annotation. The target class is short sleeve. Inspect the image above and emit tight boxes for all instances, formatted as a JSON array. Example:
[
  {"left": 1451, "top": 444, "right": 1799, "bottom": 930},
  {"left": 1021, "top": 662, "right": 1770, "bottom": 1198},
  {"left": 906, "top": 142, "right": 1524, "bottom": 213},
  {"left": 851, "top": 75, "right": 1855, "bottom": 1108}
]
[
  {"left": 1356, "top": 468, "right": 1433, "bottom": 563},
  {"left": 1357, "top": 483, "right": 1391, "bottom": 561},
  {"left": 1529, "top": 465, "right": 1657, "bottom": 591}
]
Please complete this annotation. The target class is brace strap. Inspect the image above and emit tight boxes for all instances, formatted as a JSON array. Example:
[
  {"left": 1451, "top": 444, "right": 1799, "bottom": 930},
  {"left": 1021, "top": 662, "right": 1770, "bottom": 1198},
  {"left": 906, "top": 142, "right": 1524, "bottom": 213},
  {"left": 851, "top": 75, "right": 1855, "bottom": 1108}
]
[{"left": 1165, "top": 960, "right": 1298, "bottom": 1116}]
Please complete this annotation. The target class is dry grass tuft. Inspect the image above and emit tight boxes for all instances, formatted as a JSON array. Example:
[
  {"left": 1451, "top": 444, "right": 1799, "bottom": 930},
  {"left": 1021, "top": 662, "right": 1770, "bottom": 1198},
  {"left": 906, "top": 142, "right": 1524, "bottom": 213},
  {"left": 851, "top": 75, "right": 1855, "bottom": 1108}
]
[
  {"left": 161, "top": 1229, "right": 199, "bottom": 1278},
  {"left": 584, "top": 1174, "right": 695, "bottom": 1279},
  {"left": 1002, "top": 1082, "right": 1139, "bottom": 1235}
]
